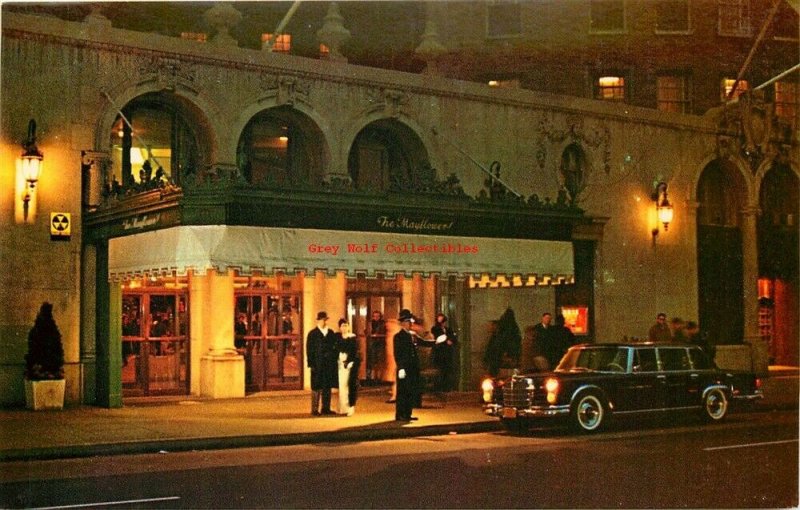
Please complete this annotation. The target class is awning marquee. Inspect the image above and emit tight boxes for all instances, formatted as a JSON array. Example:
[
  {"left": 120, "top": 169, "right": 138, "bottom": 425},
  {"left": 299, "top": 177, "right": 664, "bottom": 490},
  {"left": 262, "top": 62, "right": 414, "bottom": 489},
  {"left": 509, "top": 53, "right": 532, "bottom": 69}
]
[{"left": 108, "top": 226, "right": 574, "bottom": 284}]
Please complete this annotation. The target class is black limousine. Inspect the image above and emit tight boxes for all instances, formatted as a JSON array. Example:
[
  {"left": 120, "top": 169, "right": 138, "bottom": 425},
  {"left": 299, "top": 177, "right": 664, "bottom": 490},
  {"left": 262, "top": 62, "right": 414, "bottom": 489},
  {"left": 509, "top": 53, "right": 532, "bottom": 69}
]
[{"left": 482, "top": 343, "right": 763, "bottom": 432}]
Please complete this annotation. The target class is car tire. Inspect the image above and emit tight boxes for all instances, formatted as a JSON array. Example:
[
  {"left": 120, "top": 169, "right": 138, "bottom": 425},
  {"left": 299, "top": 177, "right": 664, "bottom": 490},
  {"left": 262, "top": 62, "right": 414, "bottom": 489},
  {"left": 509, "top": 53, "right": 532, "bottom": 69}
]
[
  {"left": 570, "top": 392, "right": 607, "bottom": 432},
  {"left": 501, "top": 418, "right": 526, "bottom": 434},
  {"left": 701, "top": 387, "right": 729, "bottom": 422}
]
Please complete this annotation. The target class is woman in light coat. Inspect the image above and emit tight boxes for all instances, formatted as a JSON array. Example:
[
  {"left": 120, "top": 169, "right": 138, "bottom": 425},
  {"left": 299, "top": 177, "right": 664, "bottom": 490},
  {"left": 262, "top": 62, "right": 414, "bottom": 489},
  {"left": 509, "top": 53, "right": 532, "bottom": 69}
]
[{"left": 336, "top": 319, "right": 360, "bottom": 416}]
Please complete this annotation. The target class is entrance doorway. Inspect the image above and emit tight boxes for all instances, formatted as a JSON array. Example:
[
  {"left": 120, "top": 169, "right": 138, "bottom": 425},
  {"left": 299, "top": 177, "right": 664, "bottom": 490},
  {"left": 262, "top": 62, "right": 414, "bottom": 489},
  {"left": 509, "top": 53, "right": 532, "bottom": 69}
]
[
  {"left": 346, "top": 276, "right": 402, "bottom": 383},
  {"left": 121, "top": 289, "right": 190, "bottom": 397},
  {"left": 235, "top": 276, "right": 303, "bottom": 391}
]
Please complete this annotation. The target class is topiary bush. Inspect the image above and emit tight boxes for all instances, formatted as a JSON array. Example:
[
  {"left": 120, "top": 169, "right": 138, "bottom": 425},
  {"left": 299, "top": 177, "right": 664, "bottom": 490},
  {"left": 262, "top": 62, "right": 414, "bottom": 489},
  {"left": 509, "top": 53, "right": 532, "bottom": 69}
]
[{"left": 25, "top": 302, "right": 65, "bottom": 380}]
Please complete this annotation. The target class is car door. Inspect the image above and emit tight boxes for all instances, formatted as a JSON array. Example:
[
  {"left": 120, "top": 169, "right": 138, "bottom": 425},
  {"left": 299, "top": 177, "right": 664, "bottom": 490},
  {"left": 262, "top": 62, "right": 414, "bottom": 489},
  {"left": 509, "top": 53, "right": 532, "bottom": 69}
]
[
  {"left": 622, "top": 347, "right": 665, "bottom": 412},
  {"left": 657, "top": 347, "right": 693, "bottom": 408}
]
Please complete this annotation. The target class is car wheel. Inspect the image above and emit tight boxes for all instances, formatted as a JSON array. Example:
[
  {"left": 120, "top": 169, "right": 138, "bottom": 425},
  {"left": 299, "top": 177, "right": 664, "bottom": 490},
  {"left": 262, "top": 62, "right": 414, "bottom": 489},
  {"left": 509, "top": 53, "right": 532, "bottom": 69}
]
[
  {"left": 571, "top": 392, "right": 606, "bottom": 432},
  {"left": 702, "top": 387, "right": 729, "bottom": 422}
]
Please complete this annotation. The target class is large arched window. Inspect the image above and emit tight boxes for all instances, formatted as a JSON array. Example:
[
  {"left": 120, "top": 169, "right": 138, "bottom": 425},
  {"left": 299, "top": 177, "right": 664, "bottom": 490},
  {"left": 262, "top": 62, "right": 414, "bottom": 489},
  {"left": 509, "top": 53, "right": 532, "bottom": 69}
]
[
  {"left": 109, "top": 94, "right": 201, "bottom": 189},
  {"left": 348, "top": 119, "right": 429, "bottom": 192},
  {"left": 237, "top": 106, "right": 324, "bottom": 187}
]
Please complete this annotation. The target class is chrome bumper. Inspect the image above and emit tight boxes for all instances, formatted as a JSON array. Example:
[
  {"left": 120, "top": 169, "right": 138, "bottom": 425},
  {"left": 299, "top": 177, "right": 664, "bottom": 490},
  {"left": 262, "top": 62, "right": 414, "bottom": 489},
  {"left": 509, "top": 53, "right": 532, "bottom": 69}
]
[
  {"left": 484, "top": 404, "right": 570, "bottom": 418},
  {"left": 732, "top": 389, "right": 764, "bottom": 402}
]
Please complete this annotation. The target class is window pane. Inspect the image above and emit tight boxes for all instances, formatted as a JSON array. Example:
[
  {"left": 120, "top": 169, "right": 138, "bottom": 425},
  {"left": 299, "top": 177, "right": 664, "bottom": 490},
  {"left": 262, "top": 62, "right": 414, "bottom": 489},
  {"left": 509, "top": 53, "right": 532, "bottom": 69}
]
[
  {"left": 596, "top": 76, "right": 625, "bottom": 100},
  {"left": 775, "top": 81, "right": 798, "bottom": 118},
  {"left": 722, "top": 78, "right": 748, "bottom": 100},
  {"left": 657, "top": 75, "right": 689, "bottom": 113},
  {"left": 718, "top": 0, "right": 751, "bottom": 36}
]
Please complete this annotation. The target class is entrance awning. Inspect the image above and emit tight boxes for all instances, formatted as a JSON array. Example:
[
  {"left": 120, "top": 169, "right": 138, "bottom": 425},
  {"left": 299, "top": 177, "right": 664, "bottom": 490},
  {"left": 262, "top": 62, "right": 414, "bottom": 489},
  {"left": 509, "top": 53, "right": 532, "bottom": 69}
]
[{"left": 108, "top": 226, "right": 574, "bottom": 284}]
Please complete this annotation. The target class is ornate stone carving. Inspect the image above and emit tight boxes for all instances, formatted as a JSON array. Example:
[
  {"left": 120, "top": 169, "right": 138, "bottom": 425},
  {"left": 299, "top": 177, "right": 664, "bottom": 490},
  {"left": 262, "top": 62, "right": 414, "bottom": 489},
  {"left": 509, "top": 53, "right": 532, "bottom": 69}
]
[
  {"left": 317, "top": 2, "right": 351, "bottom": 63},
  {"left": 366, "top": 88, "right": 410, "bottom": 118},
  {"left": 204, "top": 2, "right": 241, "bottom": 47},
  {"left": 389, "top": 163, "right": 467, "bottom": 197},
  {"left": 138, "top": 57, "right": 198, "bottom": 94},
  {"left": 259, "top": 73, "right": 311, "bottom": 106},
  {"left": 536, "top": 113, "right": 612, "bottom": 173}
]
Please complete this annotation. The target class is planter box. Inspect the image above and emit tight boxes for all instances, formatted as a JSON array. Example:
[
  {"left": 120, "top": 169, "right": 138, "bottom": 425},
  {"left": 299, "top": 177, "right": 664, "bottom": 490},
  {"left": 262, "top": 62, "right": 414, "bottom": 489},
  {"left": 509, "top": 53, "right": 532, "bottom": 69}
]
[{"left": 24, "top": 379, "right": 65, "bottom": 410}]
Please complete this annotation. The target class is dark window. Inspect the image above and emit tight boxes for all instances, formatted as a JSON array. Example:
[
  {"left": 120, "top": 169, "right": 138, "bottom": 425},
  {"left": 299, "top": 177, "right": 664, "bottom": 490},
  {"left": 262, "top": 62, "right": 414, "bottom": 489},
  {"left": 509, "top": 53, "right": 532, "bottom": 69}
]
[
  {"left": 591, "top": 0, "right": 625, "bottom": 32},
  {"left": 634, "top": 348, "right": 658, "bottom": 372},
  {"left": 560, "top": 143, "right": 586, "bottom": 203},
  {"left": 689, "top": 348, "right": 713, "bottom": 369},
  {"left": 656, "top": 0, "right": 690, "bottom": 32},
  {"left": 659, "top": 348, "right": 690, "bottom": 371},
  {"left": 657, "top": 75, "right": 691, "bottom": 113},
  {"left": 487, "top": 0, "right": 521, "bottom": 37}
]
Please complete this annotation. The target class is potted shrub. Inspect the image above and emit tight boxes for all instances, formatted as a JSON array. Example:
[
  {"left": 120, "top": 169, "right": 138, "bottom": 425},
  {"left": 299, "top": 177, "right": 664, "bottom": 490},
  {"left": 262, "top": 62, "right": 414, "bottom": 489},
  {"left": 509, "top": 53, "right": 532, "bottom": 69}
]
[{"left": 24, "top": 302, "right": 65, "bottom": 410}]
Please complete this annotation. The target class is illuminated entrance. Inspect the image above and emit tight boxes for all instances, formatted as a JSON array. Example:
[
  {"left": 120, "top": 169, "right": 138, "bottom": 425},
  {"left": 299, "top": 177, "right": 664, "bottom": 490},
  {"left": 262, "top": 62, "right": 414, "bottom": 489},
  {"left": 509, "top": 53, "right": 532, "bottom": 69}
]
[{"left": 121, "top": 279, "right": 190, "bottom": 397}]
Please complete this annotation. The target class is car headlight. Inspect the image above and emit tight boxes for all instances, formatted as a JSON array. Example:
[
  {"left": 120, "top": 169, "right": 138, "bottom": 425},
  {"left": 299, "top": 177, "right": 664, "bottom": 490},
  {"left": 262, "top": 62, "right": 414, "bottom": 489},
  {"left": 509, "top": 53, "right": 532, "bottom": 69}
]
[
  {"left": 481, "top": 378, "right": 495, "bottom": 403},
  {"left": 544, "top": 377, "right": 559, "bottom": 404}
]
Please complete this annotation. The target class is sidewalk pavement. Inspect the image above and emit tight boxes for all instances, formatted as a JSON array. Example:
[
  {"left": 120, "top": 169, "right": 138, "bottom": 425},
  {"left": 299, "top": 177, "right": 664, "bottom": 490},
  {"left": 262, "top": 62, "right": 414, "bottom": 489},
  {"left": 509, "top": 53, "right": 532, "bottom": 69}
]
[{"left": 1, "top": 368, "right": 797, "bottom": 463}]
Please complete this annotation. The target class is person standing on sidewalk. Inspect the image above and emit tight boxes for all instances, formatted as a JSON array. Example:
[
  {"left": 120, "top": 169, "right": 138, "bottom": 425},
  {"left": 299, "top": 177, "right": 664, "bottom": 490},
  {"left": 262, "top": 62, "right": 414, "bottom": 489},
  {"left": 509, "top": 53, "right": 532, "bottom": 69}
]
[
  {"left": 431, "top": 313, "right": 457, "bottom": 399},
  {"left": 394, "top": 309, "right": 421, "bottom": 422},
  {"left": 336, "top": 318, "right": 360, "bottom": 416},
  {"left": 307, "top": 311, "right": 337, "bottom": 416}
]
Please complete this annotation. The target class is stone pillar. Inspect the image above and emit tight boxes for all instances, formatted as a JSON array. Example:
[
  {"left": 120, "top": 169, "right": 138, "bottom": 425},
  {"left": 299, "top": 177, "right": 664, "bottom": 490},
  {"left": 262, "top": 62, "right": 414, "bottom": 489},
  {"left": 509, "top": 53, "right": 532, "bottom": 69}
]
[
  {"left": 303, "top": 271, "right": 315, "bottom": 390},
  {"left": 741, "top": 206, "right": 769, "bottom": 375},
  {"left": 199, "top": 270, "right": 245, "bottom": 398}
]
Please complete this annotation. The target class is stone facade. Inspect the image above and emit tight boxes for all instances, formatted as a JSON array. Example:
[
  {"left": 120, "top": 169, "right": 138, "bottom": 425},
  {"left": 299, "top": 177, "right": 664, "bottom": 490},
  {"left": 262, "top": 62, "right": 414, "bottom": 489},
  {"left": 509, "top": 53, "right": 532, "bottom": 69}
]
[{"left": 1, "top": 9, "right": 796, "bottom": 406}]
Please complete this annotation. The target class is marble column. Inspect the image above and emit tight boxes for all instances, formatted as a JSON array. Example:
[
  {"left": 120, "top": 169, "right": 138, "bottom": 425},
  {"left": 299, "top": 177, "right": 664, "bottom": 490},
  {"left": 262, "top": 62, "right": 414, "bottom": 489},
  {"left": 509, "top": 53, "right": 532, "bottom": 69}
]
[
  {"left": 741, "top": 205, "right": 768, "bottom": 375},
  {"left": 199, "top": 269, "right": 245, "bottom": 398}
]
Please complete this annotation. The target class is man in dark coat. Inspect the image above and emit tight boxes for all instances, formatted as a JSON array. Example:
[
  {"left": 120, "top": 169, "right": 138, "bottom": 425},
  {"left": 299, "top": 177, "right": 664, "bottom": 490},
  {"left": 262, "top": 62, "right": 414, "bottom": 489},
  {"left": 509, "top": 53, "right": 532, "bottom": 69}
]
[
  {"left": 394, "top": 309, "right": 421, "bottom": 422},
  {"left": 306, "top": 311, "right": 337, "bottom": 415},
  {"left": 431, "top": 313, "right": 457, "bottom": 394},
  {"left": 531, "top": 312, "right": 559, "bottom": 370}
]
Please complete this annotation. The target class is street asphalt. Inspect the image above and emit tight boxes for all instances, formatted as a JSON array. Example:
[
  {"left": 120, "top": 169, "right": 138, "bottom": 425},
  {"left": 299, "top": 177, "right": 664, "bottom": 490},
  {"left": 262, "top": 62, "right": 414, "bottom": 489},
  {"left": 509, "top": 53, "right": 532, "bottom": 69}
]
[{"left": 0, "top": 368, "right": 796, "bottom": 462}]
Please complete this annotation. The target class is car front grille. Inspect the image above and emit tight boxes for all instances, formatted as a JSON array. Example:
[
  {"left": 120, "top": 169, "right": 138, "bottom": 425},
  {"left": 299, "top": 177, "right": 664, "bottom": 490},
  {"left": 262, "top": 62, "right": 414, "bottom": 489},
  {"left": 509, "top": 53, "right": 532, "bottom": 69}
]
[{"left": 502, "top": 378, "right": 546, "bottom": 408}]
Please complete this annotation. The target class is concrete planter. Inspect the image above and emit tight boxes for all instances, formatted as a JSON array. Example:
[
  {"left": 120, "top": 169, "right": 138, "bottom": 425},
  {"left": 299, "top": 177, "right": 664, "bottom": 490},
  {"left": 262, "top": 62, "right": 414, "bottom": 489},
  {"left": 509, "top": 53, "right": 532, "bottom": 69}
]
[{"left": 24, "top": 379, "right": 65, "bottom": 410}]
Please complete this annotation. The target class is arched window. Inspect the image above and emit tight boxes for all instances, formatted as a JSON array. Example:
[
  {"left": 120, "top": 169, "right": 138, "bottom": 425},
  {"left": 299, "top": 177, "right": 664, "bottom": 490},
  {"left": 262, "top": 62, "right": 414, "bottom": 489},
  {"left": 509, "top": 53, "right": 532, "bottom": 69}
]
[
  {"left": 237, "top": 107, "right": 323, "bottom": 187},
  {"left": 697, "top": 160, "right": 743, "bottom": 227},
  {"left": 348, "top": 119, "right": 428, "bottom": 192},
  {"left": 109, "top": 95, "right": 200, "bottom": 189}
]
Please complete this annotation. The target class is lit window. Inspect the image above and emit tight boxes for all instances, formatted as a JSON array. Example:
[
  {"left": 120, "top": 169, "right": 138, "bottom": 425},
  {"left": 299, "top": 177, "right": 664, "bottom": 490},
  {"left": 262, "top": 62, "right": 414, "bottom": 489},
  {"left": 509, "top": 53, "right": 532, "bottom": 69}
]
[
  {"left": 488, "top": 79, "right": 520, "bottom": 88},
  {"left": 775, "top": 81, "right": 798, "bottom": 119},
  {"left": 262, "top": 33, "right": 292, "bottom": 53},
  {"left": 180, "top": 32, "right": 207, "bottom": 43},
  {"left": 319, "top": 44, "right": 330, "bottom": 58},
  {"left": 487, "top": 0, "right": 521, "bottom": 38},
  {"left": 657, "top": 75, "right": 690, "bottom": 113},
  {"left": 655, "top": 0, "right": 690, "bottom": 32},
  {"left": 718, "top": 0, "right": 751, "bottom": 36},
  {"left": 590, "top": 0, "right": 625, "bottom": 33},
  {"left": 721, "top": 78, "right": 749, "bottom": 101},
  {"left": 595, "top": 76, "right": 625, "bottom": 101}
]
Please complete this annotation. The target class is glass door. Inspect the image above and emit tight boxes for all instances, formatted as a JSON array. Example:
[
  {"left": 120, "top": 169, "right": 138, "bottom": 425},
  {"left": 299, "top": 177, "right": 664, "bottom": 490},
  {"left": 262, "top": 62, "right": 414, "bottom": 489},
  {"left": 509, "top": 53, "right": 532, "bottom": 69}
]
[{"left": 122, "top": 290, "right": 189, "bottom": 397}]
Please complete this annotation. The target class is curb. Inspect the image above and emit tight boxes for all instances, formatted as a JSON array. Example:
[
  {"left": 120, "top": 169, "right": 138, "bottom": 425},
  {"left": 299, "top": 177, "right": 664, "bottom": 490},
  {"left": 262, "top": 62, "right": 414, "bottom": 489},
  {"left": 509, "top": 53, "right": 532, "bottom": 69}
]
[{"left": 0, "top": 421, "right": 502, "bottom": 463}]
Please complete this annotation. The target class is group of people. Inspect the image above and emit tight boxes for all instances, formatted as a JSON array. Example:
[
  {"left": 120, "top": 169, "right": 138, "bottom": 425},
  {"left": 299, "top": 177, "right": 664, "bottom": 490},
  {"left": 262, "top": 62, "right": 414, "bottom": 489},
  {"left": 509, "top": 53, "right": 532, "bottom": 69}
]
[
  {"left": 648, "top": 312, "right": 713, "bottom": 355},
  {"left": 306, "top": 311, "right": 361, "bottom": 416},
  {"left": 527, "top": 312, "right": 576, "bottom": 372},
  {"left": 306, "top": 308, "right": 457, "bottom": 422}
]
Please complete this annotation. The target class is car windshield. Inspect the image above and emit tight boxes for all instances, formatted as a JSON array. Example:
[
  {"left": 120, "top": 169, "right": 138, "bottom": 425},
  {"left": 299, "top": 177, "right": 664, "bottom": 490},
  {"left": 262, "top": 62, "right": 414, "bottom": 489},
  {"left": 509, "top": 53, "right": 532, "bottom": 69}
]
[{"left": 556, "top": 346, "right": 630, "bottom": 373}]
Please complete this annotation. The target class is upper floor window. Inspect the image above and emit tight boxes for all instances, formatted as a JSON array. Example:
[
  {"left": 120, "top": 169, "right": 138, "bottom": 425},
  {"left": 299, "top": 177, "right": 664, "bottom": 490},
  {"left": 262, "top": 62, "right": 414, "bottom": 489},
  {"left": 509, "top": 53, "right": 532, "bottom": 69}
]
[
  {"left": 238, "top": 107, "right": 324, "bottom": 187},
  {"left": 590, "top": 0, "right": 625, "bottom": 33},
  {"left": 486, "top": 0, "right": 521, "bottom": 38},
  {"left": 109, "top": 99, "right": 199, "bottom": 190},
  {"left": 655, "top": 0, "right": 690, "bottom": 32},
  {"left": 774, "top": 81, "right": 798, "bottom": 119},
  {"left": 721, "top": 77, "right": 749, "bottom": 101},
  {"left": 262, "top": 33, "right": 292, "bottom": 53},
  {"left": 718, "top": 0, "right": 751, "bottom": 37},
  {"left": 180, "top": 32, "right": 207, "bottom": 43},
  {"left": 594, "top": 75, "right": 626, "bottom": 101},
  {"left": 657, "top": 75, "right": 691, "bottom": 113}
]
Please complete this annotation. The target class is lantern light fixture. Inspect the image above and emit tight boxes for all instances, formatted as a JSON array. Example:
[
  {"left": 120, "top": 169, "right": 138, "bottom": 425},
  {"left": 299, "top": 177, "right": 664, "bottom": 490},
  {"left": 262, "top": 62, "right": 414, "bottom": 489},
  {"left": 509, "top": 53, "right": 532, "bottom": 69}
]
[
  {"left": 17, "top": 119, "right": 44, "bottom": 222},
  {"left": 651, "top": 181, "right": 674, "bottom": 243}
]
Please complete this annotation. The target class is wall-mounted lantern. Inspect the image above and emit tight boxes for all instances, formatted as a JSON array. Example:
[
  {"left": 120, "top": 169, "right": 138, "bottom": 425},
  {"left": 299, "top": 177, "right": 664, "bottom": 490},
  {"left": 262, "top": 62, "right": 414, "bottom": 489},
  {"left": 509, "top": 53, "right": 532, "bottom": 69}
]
[
  {"left": 17, "top": 119, "right": 44, "bottom": 223},
  {"left": 651, "top": 181, "right": 673, "bottom": 243}
]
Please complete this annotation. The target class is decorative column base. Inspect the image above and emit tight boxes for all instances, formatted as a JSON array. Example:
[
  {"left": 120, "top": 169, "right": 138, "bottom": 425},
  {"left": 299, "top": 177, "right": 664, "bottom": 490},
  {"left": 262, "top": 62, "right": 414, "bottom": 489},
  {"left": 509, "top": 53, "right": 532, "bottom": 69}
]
[
  {"left": 745, "top": 336, "right": 770, "bottom": 377},
  {"left": 200, "top": 349, "right": 245, "bottom": 399}
]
